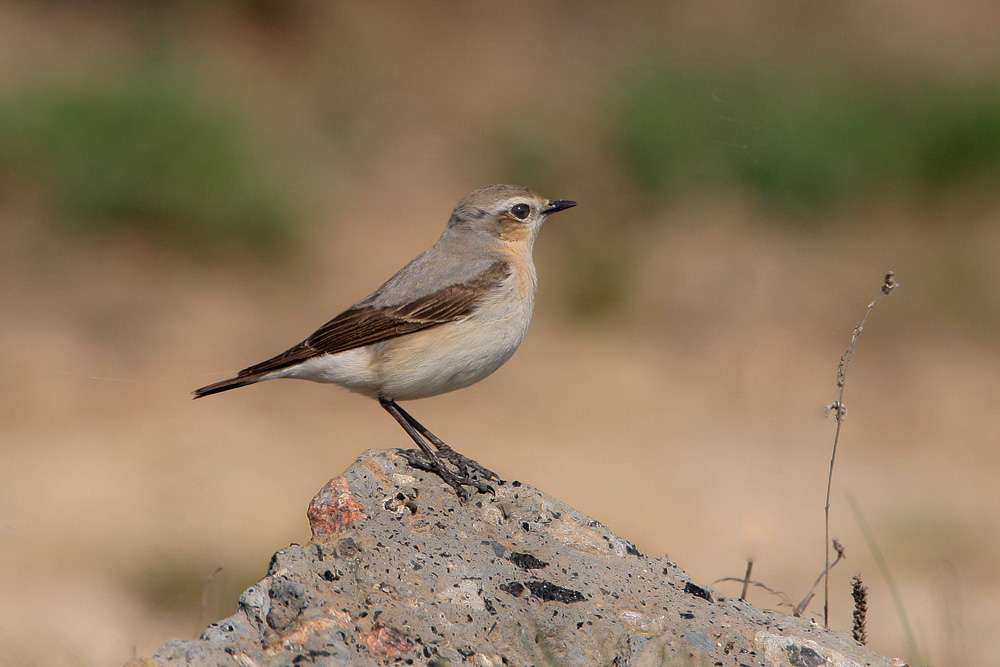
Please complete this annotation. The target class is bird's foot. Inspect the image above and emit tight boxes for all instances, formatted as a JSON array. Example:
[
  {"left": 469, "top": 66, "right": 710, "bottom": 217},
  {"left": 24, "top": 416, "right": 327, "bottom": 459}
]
[
  {"left": 432, "top": 443, "right": 499, "bottom": 483},
  {"left": 398, "top": 448, "right": 496, "bottom": 498}
]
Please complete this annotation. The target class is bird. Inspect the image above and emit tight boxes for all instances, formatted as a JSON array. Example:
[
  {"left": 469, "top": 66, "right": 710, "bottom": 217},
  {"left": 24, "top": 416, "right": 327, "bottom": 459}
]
[{"left": 194, "top": 184, "right": 577, "bottom": 497}]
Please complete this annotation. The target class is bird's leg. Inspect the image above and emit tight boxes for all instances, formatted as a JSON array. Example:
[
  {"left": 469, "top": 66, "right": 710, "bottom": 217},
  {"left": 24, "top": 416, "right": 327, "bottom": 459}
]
[
  {"left": 379, "top": 398, "right": 492, "bottom": 496},
  {"left": 379, "top": 399, "right": 473, "bottom": 498},
  {"left": 389, "top": 400, "right": 499, "bottom": 483},
  {"left": 379, "top": 398, "right": 496, "bottom": 496}
]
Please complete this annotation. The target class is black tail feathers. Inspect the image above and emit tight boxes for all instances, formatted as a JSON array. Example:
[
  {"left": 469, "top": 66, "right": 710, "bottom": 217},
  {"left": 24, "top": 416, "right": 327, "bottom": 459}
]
[{"left": 193, "top": 376, "right": 257, "bottom": 399}]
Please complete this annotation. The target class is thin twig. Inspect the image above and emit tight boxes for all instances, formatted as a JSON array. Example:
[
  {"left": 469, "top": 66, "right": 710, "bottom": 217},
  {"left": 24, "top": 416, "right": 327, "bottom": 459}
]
[
  {"left": 823, "top": 271, "right": 898, "bottom": 628},
  {"left": 713, "top": 577, "right": 794, "bottom": 610},
  {"left": 713, "top": 542, "right": 843, "bottom": 617},
  {"left": 797, "top": 539, "right": 845, "bottom": 617},
  {"left": 740, "top": 561, "right": 753, "bottom": 601}
]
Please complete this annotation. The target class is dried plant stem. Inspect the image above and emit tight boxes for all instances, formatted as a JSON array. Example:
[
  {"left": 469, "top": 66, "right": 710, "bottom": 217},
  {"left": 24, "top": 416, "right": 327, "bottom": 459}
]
[
  {"left": 823, "top": 271, "right": 898, "bottom": 628},
  {"left": 799, "top": 539, "right": 845, "bottom": 617},
  {"left": 740, "top": 561, "right": 753, "bottom": 601},
  {"left": 851, "top": 574, "right": 868, "bottom": 645},
  {"left": 714, "top": 541, "right": 844, "bottom": 617}
]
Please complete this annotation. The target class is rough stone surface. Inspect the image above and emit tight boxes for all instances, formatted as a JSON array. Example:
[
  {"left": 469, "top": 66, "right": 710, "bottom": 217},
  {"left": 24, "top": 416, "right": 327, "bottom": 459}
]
[{"left": 134, "top": 449, "right": 898, "bottom": 667}]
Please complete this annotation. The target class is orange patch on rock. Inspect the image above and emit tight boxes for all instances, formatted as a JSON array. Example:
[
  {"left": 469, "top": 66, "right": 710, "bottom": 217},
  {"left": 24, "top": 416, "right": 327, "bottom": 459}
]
[
  {"left": 307, "top": 476, "right": 366, "bottom": 538},
  {"left": 364, "top": 623, "right": 413, "bottom": 658}
]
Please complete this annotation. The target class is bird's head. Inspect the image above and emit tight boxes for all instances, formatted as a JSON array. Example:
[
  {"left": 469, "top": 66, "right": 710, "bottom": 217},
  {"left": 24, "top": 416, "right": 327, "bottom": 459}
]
[{"left": 447, "top": 184, "right": 577, "bottom": 245}]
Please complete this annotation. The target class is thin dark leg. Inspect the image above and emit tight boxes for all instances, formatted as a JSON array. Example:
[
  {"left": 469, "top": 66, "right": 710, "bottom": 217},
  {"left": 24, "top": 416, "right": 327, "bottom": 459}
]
[
  {"left": 390, "top": 401, "right": 498, "bottom": 481},
  {"left": 379, "top": 397, "right": 493, "bottom": 496}
]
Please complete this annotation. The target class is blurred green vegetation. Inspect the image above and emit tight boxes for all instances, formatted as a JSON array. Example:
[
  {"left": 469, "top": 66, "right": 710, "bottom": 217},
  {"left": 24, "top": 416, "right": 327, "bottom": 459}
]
[
  {"left": 493, "top": 62, "right": 1000, "bottom": 215},
  {"left": 6, "top": 38, "right": 998, "bottom": 257},
  {"left": 0, "top": 57, "right": 309, "bottom": 253},
  {"left": 488, "top": 60, "right": 1000, "bottom": 324},
  {"left": 2, "top": 15, "right": 998, "bottom": 333}
]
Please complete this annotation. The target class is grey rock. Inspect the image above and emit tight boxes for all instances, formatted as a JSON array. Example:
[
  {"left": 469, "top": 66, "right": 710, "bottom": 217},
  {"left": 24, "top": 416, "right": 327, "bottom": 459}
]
[{"left": 136, "top": 449, "right": 899, "bottom": 667}]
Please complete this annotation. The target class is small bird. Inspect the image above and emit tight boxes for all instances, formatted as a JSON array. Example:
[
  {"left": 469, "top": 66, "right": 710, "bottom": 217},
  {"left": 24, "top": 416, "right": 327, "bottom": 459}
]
[{"left": 194, "top": 184, "right": 576, "bottom": 496}]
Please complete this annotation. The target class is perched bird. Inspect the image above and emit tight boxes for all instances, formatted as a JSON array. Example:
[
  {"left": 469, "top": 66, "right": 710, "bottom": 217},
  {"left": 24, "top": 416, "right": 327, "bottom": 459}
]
[{"left": 194, "top": 184, "right": 576, "bottom": 496}]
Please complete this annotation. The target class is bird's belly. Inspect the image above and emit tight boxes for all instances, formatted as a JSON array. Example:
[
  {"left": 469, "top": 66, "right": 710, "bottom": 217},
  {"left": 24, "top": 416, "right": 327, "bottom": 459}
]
[
  {"left": 371, "top": 311, "right": 529, "bottom": 400},
  {"left": 275, "top": 346, "right": 384, "bottom": 397}
]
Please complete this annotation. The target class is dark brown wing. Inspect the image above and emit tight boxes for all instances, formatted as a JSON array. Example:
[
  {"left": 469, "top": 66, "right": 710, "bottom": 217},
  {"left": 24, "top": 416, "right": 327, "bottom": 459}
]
[{"left": 193, "top": 261, "right": 511, "bottom": 397}]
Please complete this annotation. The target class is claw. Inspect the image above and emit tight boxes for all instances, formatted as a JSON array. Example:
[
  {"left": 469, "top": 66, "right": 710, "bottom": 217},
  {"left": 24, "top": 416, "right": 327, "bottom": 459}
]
[
  {"left": 398, "top": 448, "right": 494, "bottom": 497},
  {"left": 434, "top": 444, "right": 498, "bottom": 482}
]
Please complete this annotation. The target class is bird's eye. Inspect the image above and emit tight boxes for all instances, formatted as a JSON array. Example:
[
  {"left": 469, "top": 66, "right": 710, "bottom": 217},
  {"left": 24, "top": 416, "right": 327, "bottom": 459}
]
[{"left": 510, "top": 203, "right": 530, "bottom": 220}]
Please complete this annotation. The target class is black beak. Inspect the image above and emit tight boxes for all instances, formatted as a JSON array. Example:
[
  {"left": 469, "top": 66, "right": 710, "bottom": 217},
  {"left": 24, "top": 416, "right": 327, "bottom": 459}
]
[{"left": 542, "top": 200, "right": 577, "bottom": 215}]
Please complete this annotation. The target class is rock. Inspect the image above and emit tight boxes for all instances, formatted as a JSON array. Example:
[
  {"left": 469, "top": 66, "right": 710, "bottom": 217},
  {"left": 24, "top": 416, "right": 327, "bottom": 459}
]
[{"left": 139, "top": 449, "right": 898, "bottom": 667}]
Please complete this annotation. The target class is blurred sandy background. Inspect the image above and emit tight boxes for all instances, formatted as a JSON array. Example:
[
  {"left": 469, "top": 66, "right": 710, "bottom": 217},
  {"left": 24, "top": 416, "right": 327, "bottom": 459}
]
[{"left": 1, "top": 2, "right": 999, "bottom": 665}]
